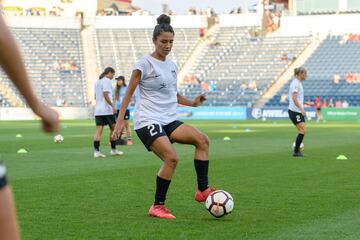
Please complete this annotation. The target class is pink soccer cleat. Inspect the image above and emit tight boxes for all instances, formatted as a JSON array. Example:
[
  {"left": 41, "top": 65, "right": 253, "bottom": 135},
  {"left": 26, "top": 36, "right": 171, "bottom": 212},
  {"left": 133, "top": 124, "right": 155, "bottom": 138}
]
[
  {"left": 194, "top": 187, "right": 217, "bottom": 203},
  {"left": 148, "top": 204, "right": 176, "bottom": 219},
  {"left": 127, "top": 139, "right": 133, "bottom": 145}
]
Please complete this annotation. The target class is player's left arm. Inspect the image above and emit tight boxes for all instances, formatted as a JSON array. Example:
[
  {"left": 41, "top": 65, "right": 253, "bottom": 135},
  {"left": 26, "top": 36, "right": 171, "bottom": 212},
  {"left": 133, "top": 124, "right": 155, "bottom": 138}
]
[{"left": 177, "top": 93, "right": 206, "bottom": 107}]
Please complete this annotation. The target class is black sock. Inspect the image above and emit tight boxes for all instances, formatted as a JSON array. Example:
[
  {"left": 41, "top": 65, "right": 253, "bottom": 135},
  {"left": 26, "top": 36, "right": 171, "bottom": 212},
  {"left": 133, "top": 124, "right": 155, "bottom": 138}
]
[
  {"left": 294, "top": 133, "right": 304, "bottom": 153},
  {"left": 110, "top": 140, "right": 116, "bottom": 150},
  {"left": 94, "top": 141, "right": 100, "bottom": 151},
  {"left": 154, "top": 176, "right": 171, "bottom": 205},
  {"left": 194, "top": 159, "right": 209, "bottom": 191}
]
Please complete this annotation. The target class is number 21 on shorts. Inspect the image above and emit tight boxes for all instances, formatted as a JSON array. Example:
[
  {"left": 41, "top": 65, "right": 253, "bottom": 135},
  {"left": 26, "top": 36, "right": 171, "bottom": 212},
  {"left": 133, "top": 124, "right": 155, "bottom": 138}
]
[{"left": 147, "top": 124, "right": 163, "bottom": 137}]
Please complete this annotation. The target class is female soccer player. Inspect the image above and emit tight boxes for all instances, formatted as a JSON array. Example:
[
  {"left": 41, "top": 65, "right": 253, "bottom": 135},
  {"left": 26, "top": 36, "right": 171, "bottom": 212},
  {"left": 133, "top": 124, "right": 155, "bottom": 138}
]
[
  {"left": 93, "top": 67, "right": 124, "bottom": 157},
  {"left": 288, "top": 67, "right": 307, "bottom": 157},
  {"left": 315, "top": 96, "right": 324, "bottom": 122},
  {"left": 112, "top": 14, "right": 214, "bottom": 219},
  {"left": 0, "top": 14, "right": 59, "bottom": 240},
  {"left": 114, "top": 76, "right": 133, "bottom": 145}
]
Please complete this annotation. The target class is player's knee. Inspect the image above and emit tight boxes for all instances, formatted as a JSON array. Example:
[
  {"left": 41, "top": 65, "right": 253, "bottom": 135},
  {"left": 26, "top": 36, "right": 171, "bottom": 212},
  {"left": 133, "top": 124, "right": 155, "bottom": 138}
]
[
  {"left": 165, "top": 155, "right": 178, "bottom": 169},
  {"left": 196, "top": 133, "right": 209, "bottom": 149}
]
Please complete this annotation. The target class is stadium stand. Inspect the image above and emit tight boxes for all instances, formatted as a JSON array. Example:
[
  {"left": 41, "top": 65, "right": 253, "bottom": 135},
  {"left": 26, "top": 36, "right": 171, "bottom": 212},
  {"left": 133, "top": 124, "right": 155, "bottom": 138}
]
[
  {"left": 178, "top": 26, "right": 311, "bottom": 106},
  {"left": 266, "top": 35, "right": 360, "bottom": 107},
  {"left": 0, "top": 94, "right": 11, "bottom": 107},
  {"left": 0, "top": 15, "right": 358, "bottom": 110},
  {"left": 95, "top": 28, "right": 200, "bottom": 80},
  {"left": 0, "top": 28, "right": 87, "bottom": 107}
]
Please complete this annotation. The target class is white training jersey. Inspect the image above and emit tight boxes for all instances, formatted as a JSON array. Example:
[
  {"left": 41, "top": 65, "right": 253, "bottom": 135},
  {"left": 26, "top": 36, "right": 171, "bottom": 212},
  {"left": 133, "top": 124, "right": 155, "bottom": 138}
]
[
  {"left": 288, "top": 78, "right": 304, "bottom": 113},
  {"left": 94, "top": 77, "right": 114, "bottom": 116},
  {"left": 133, "top": 55, "right": 178, "bottom": 130}
]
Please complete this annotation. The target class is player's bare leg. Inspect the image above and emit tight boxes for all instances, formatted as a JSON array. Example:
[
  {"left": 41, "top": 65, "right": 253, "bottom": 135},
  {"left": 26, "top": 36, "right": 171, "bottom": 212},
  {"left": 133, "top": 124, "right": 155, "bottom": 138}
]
[
  {"left": 0, "top": 186, "right": 20, "bottom": 240},
  {"left": 170, "top": 124, "right": 215, "bottom": 202},
  {"left": 148, "top": 136, "right": 178, "bottom": 219},
  {"left": 293, "top": 122, "right": 306, "bottom": 157},
  {"left": 124, "top": 121, "right": 133, "bottom": 145},
  {"left": 93, "top": 126, "right": 106, "bottom": 157},
  {"left": 109, "top": 124, "right": 123, "bottom": 156}
]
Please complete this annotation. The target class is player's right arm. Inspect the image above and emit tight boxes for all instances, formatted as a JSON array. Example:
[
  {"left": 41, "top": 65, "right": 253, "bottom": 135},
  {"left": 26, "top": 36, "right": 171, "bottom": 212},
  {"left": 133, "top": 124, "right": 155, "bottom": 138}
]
[
  {"left": 0, "top": 16, "right": 59, "bottom": 132},
  {"left": 112, "top": 70, "right": 141, "bottom": 139},
  {"left": 103, "top": 91, "right": 115, "bottom": 113}
]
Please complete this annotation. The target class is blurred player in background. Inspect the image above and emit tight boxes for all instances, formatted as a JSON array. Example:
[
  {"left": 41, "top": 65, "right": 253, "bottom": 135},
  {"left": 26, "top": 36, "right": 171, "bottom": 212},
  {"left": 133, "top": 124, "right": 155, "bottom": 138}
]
[
  {"left": 315, "top": 96, "right": 324, "bottom": 122},
  {"left": 112, "top": 14, "right": 215, "bottom": 219},
  {"left": 114, "top": 76, "right": 133, "bottom": 145},
  {"left": 0, "top": 14, "right": 59, "bottom": 240},
  {"left": 93, "top": 67, "right": 124, "bottom": 158},
  {"left": 288, "top": 67, "right": 307, "bottom": 157}
]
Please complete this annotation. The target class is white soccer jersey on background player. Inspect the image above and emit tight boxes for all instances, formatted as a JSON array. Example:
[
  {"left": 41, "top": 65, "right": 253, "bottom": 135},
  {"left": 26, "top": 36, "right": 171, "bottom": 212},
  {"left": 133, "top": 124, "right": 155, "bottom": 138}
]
[
  {"left": 94, "top": 77, "right": 114, "bottom": 116},
  {"left": 133, "top": 55, "right": 178, "bottom": 130},
  {"left": 288, "top": 78, "right": 304, "bottom": 113}
]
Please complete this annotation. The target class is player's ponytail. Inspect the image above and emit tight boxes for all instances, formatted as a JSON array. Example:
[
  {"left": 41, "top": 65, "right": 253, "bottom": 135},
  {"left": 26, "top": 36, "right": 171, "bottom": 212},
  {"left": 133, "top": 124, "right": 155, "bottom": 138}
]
[
  {"left": 153, "top": 14, "right": 175, "bottom": 40},
  {"left": 99, "top": 67, "right": 115, "bottom": 79}
]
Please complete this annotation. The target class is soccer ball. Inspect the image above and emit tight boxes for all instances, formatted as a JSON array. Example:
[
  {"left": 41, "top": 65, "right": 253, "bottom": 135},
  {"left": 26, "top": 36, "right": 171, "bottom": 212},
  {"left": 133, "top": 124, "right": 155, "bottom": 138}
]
[
  {"left": 54, "top": 134, "right": 64, "bottom": 143},
  {"left": 292, "top": 142, "right": 304, "bottom": 152},
  {"left": 205, "top": 190, "right": 234, "bottom": 218}
]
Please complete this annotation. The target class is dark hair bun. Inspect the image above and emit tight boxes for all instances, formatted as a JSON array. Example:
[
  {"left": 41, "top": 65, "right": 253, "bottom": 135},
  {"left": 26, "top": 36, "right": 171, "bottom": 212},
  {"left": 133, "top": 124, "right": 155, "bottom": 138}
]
[{"left": 157, "top": 14, "right": 171, "bottom": 25}]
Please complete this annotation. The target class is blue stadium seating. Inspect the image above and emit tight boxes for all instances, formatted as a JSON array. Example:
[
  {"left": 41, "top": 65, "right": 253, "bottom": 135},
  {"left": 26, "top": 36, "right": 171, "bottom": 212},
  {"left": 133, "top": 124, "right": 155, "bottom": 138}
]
[
  {"left": 0, "top": 94, "right": 10, "bottom": 107},
  {"left": 178, "top": 26, "right": 311, "bottom": 106},
  {"left": 95, "top": 28, "right": 199, "bottom": 80},
  {"left": 0, "top": 28, "right": 87, "bottom": 107},
  {"left": 1, "top": 25, "right": 358, "bottom": 109},
  {"left": 266, "top": 35, "right": 360, "bottom": 107}
]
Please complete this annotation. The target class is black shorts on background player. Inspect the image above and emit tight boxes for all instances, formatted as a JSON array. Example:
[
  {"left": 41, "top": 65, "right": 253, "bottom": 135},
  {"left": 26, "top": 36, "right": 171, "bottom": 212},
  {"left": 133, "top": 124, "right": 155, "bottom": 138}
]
[
  {"left": 116, "top": 109, "right": 130, "bottom": 120},
  {"left": 95, "top": 115, "right": 116, "bottom": 126},
  {"left": 0, "top": 164, "right": 7, "bottom": 189},
  {"left": 136, "top": 120, "right": 183, "bottom": 151},
  {"left": 288, "top": 109, "right": 305, "bottom": 125},
  {"left": 0, "top": 176, "right": 7, "bottom": 189}
]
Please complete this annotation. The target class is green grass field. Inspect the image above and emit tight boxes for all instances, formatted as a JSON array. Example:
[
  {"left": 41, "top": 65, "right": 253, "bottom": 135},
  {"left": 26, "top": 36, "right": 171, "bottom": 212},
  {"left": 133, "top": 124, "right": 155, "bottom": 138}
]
[{"left": 1, "top": 120, "right": 359, "bottom": 240}]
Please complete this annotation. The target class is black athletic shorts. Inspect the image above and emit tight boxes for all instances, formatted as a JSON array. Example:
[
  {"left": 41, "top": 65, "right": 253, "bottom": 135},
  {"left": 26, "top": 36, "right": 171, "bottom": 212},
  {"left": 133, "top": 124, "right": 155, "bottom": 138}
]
[
  {"left": 316, "top": 107, "right": 321, "bottom": 111},
  {"left": 0, "top": 164, "right": 7, "bottom": 189},
  {"left": 116, "top": 109, "right": 130, "bottom": 120},
  {"left": 95, "top": 114, "right": 116, "bottom": 126},
  {"left": 135, "top": 120, "right": 184, "bottom": 151},
  {"left": 288, "top": 109, "right": 305, "bottom": 125}
]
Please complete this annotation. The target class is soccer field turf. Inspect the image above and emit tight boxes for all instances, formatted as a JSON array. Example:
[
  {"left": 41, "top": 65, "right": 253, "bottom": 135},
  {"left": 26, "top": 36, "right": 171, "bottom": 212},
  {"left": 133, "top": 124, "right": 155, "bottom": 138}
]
[{"left": 1, "top": 120, "right": 359, "bottom": 240}]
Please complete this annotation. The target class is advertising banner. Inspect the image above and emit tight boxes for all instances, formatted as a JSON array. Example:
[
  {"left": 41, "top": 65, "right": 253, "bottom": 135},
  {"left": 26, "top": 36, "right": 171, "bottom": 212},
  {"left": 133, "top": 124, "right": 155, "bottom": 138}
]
[
  {"left": 247, "top": 107, "right": 317, "bottom": 120},
  {"left": 177, "top": 107, "right": 247, "bottom": 120},
  {"left": 0, "top": 107, "right": 34, "bottom": 120},
  {"left": 322, "top": 108, "right": 360, "bottom": 121}
]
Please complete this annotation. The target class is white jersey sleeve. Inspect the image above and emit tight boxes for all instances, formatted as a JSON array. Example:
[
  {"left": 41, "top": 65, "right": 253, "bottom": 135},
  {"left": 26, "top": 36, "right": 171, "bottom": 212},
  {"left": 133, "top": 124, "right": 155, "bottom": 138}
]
[
  {"left": 134, "top": 58, "right": 150, "bottom": 81},
  {"left": 290, "top": 80, "right": 300, "bottom": 94},
  {"left": 102, "top": 79, "right": 113, "bottom": 93}
]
